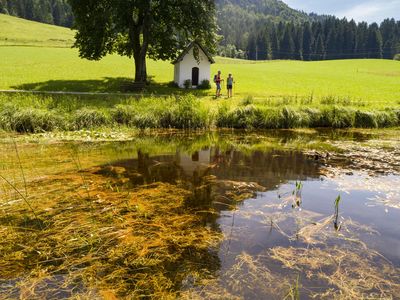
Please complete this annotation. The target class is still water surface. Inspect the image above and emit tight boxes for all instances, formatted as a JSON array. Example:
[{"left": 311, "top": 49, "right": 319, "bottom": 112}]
[{"left": 0, "top": 130, "right": 399, "bottom": 299}]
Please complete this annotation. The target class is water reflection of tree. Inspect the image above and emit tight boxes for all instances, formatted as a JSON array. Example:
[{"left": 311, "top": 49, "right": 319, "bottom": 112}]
[{"left": 111, "top": 147, "right": 323, "bottom": 208}]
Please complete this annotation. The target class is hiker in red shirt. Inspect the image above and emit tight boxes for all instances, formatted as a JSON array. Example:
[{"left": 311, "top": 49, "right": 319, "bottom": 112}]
[{"left": 213, "top": 70, "right": 224, "bottom": 98}]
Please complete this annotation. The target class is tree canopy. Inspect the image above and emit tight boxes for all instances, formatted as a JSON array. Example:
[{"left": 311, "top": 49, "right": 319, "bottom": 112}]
[{"left": 67, "top": 0, "right": 218, "bottom": 82}]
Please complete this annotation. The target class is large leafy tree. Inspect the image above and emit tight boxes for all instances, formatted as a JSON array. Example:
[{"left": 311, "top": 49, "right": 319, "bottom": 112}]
[{"left": 68, "top": 0, "right": 218, "bottom": 83}]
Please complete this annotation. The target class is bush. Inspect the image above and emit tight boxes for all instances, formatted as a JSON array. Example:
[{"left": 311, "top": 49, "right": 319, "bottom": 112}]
[
  {"left": 394, "top": 110, "right": 400, "bottom": 125},
  {"left": 0, "top": 106, "right": 64, "bottom": 133},
  {"left": 393, "top": 54, "right": 400, "bottom": 61},
  {"left": 376, "top": 111, "right": 398, "bottom": 127},
  {"left": 197, "top": 80, "right": 211, "bottom": 90},
  {"left": 216, "top": 105, "right": 265, "bottom": 129},
  {"left": 183, "top": 79, "right": 192, "bottom": 89},
  {"left": 240, "top": 96, "right": 254, "bottom": 106},
  {"left": 280, "top": 107, "right": 309, "bottom": 128},
  {"left": 74, "top": 109, "right": 109, "bottom": 129},
  {"left": 302, "top": 108, "right": 322, "bottom": 127},
  {"left": 163, "top": 95, "right": 209, "bottom": 129},
  {"left": 320, "top": 107, "right": 355, "bottom": 128},
  {"left": 112, "top": 105, "right": 137, "bottom": 126},
  {"left": 354, "top": 111, "right": 378, "bottom": 128},
  {"left": 167, "top": 81, "right": 179, "bottom": 88}
]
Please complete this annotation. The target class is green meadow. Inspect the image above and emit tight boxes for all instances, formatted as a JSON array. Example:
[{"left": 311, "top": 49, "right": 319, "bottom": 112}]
[
  {"left": 1, "top": 45, "right": 400, "bottom": 106},
  {"left": 0, "top": 13, "right": 74, "bottom": 47},
  {"left": 1, "top": 14, "right": 400, "bottom": 131}
]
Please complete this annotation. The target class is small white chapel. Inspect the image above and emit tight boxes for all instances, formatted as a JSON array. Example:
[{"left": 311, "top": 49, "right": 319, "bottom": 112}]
[{"left": 173, "top": 42, "right": 215, "bottom": 88}]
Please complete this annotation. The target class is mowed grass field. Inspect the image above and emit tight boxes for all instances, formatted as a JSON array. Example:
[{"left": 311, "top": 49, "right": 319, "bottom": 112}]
[{"left": 1, "top": 14, "right": 400, "bottom": 108}]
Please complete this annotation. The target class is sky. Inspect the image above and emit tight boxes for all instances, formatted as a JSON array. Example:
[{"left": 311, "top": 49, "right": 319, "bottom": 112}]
[{"left": 283, "top": 0, "right": 400, "bottom": 23}]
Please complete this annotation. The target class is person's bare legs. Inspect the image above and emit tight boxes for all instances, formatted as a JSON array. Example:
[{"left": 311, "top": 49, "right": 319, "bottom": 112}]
[
  {"left": 216, "top": 83, "right": 221, "bottom": 97},
  {"left": 227, "top": 87, "right": 232, "bottom": 98}
]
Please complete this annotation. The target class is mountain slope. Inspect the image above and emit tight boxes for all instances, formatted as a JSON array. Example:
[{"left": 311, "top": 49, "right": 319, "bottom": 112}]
[
  {"left": 0, "top": 13, "right": 74, "bottom": 47},
  {"left": 216, "top": 0, "right": 324, "bottom": 48},
  {"left": 216, "top": 0, "right": 314, "bottom": 22}
]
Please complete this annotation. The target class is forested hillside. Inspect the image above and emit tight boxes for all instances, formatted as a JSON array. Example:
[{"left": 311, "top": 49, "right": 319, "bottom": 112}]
[
  {"left": 0, "top": 0, "right": 72, "bottom": 27},
  {"left": 216, "top": 0, "right": 322, "bottom": 49},
  {"left": 215, "top": 0, "right": 400, "bottom": 60},
  {"left": 1, "top": 0, "right": 399, "bottom": 60},
  {"left": 239, "top": 17, "right": 400, "bottom": 61}
]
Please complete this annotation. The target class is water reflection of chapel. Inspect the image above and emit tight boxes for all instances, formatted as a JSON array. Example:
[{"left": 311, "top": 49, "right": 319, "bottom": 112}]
[{"left": 118, "top": 147, "right": 321, "bottom": 191}]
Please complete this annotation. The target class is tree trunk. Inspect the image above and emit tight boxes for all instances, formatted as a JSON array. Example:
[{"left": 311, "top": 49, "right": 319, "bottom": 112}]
[
  {"left": 130, "top": 9, "right": 150, "bottom": 83},
  {"left": 134, "top": 52, "right": 147, "bottom": 83}
]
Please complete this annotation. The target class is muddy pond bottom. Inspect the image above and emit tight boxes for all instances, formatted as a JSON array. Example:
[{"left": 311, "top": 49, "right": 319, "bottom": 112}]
[{"left": 0, "top": 130, "right": 399, "bottom": 299}]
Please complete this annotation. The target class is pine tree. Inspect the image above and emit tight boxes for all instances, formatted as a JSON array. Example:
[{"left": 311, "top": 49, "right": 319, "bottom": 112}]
[
  {"left": 380, "top": 18, "right": 397, "bottom": 59},
  {"left": 247, "top": 32, "right": 257, "bottom": 60},
  {"left": 336, "top": 19, "right": 346, "bottom": 58},
  {"left": 367, "top": 23, "right": 383, "bottom": 58},
  {"left": 294, "top": 26, "right": 303, "bottom": 60},
  {"left": 315, "top": 34, "right": 326, "bottom": 60},
  {"left": 344, "top": 20, "right": 357, "bottom": 58},
  {"left": 280, "top": 23, "right": 295, "bottom": 59},
  {"left": 302, "top": 22, "right": 313, "bottom": 61},
  {"left": 326, "top": 26, "right": 338, "bottom": 59},
  {"left": 269, "top": 24, "right": 280, "bottom": 60},
  {"left": 356, "top": 22, "right": 369, "bottom": 58}
]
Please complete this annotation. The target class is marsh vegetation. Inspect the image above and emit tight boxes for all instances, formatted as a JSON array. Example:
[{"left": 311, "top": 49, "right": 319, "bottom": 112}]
[{"left": 1, "top": 93, "right": 399, "bottom": 133}]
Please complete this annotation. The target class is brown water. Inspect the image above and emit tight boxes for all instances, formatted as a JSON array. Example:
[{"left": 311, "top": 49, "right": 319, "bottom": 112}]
[{"left": 0, "top": 130, "right": 399, "bottom": 299}]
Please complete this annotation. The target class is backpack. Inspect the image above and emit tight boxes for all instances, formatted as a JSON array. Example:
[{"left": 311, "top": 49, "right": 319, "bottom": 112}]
[{"left": 213, "top": 74, "right": 217, "bottom": 83}]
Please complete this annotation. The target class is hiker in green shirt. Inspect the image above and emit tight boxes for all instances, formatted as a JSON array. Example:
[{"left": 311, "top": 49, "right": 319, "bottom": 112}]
[{"left": 226, "top": 74, "right": 234, "bottom": 98}]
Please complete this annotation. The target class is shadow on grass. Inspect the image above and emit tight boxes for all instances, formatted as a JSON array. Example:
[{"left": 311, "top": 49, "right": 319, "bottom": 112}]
[{"left": 12, "top": 77, "right": 211, "bottom": 97}]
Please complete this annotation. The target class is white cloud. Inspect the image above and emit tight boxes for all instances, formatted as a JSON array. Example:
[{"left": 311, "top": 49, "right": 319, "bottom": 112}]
[
  {"left": 282, "top": 0, "right": 400, "bottom": 23},
  {"left": 337, "top": 0, "right": 400, "bottom": 23}
]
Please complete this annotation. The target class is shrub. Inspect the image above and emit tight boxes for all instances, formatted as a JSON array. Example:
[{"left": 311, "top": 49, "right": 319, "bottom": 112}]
[
  {"left": 394, "top": 110, "right": 400, "bottom": 125},
  {"left": 165, "top": 95, "right": 209, "bottom": 129},
  {"left": 393, "top": 54, "right": 400, "bottom": 61},
  {"left": 183, "top": 79, "right": 192, "bottom": 89},
  {"left": 320, "top": 107, "right": 355, "bottom": 128},
  {"left": 376, "top": 111, "right": 398, "bottom": 128},
  {"left": 216, "top": 105, "right": 264, "bottom": 129},
  {"left": 167, "top": 81, "right": 179, "bottom": 88},
  {"left": 74, "top": 109, "right": 109, "bottom": 129},
  {"left": 112, "top": 105, "right": 137, "bottom": 126},
  {"left": 320, "top": 95, "right": 337, "bottom": 105},
  {"left": 262, "top": 108, "right": 283, "bottom": 129},
  {"left": 302, "top": 108, "right": 322, "bottom": 127},
  {"left": 240, "top": 96, "right": 254, "bottom": 106},
  {"left": 0, "top": 103, "right": 17, "bottom": 130},
  {"left": 1, "top": 107, "right": 63, "bottom": 133},
  {"left": 215, "top": 103, "right": 232, "bottom": 128},
  {"left": 354, "top": 111, "right": 378, "bottom": 128},
  {"left": 132, "top": 112, "right": 160, "bottom": 129},
  {"left": 197, "top": 80, "right": 211, "bottom": 90},
  {"left": 280, "top": 106, "right": 309, "bottom": 128}
]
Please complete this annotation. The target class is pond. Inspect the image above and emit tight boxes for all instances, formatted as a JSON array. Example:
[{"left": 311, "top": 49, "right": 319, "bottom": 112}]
[{"left": 0, "top": 130, "right": 399, "bottom": 299}]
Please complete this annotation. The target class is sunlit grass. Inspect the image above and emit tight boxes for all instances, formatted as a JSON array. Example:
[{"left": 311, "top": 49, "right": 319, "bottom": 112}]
[
  {"left": 0, "top": 14, "right": 74, "bottom": 47},
  {"left": 0, "top": 46, "right": 399, "bottom": 107}
]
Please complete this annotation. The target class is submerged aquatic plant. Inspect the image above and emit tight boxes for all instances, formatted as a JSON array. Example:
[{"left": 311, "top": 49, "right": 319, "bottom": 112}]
[
  {"left": 0, "top": 166, "right": 222, "bottom": 299},
  {"left": 284, "top": 274, "right": 301, "bottom": 300},
  {"left": 291, "top": 181, "right": 303, "bottom": 209},
  {"left": 334, "top": 195, "right": 342, "bottom": 231}
]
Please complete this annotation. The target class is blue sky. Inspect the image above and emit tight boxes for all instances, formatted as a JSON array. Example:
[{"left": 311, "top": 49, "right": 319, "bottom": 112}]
[{"left": 283, "top": 0, "right": 400, "bottom": 23}]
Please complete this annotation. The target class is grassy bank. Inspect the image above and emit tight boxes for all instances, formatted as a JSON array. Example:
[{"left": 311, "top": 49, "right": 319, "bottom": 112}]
[{"left": 1, "top": 93, "right": 399, "bottom": 133}]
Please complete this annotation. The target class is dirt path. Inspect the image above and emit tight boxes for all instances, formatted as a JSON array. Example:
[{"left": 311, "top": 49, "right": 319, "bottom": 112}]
[{"left": 0, "top": 89, "right": 144, "bottom": 97}]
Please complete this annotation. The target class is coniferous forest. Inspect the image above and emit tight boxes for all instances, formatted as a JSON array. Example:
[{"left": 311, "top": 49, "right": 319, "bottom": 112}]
[
  {"left": 0, "top": 0, "right": 73, "bottom": 27},
  {"left": 1, "top": 0, "right": 399, "bottom": 60}
]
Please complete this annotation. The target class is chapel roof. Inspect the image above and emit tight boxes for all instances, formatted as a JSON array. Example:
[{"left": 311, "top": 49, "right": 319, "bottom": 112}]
[{"left": 172, "top": 42, "right": 215, "bottom": 65}]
